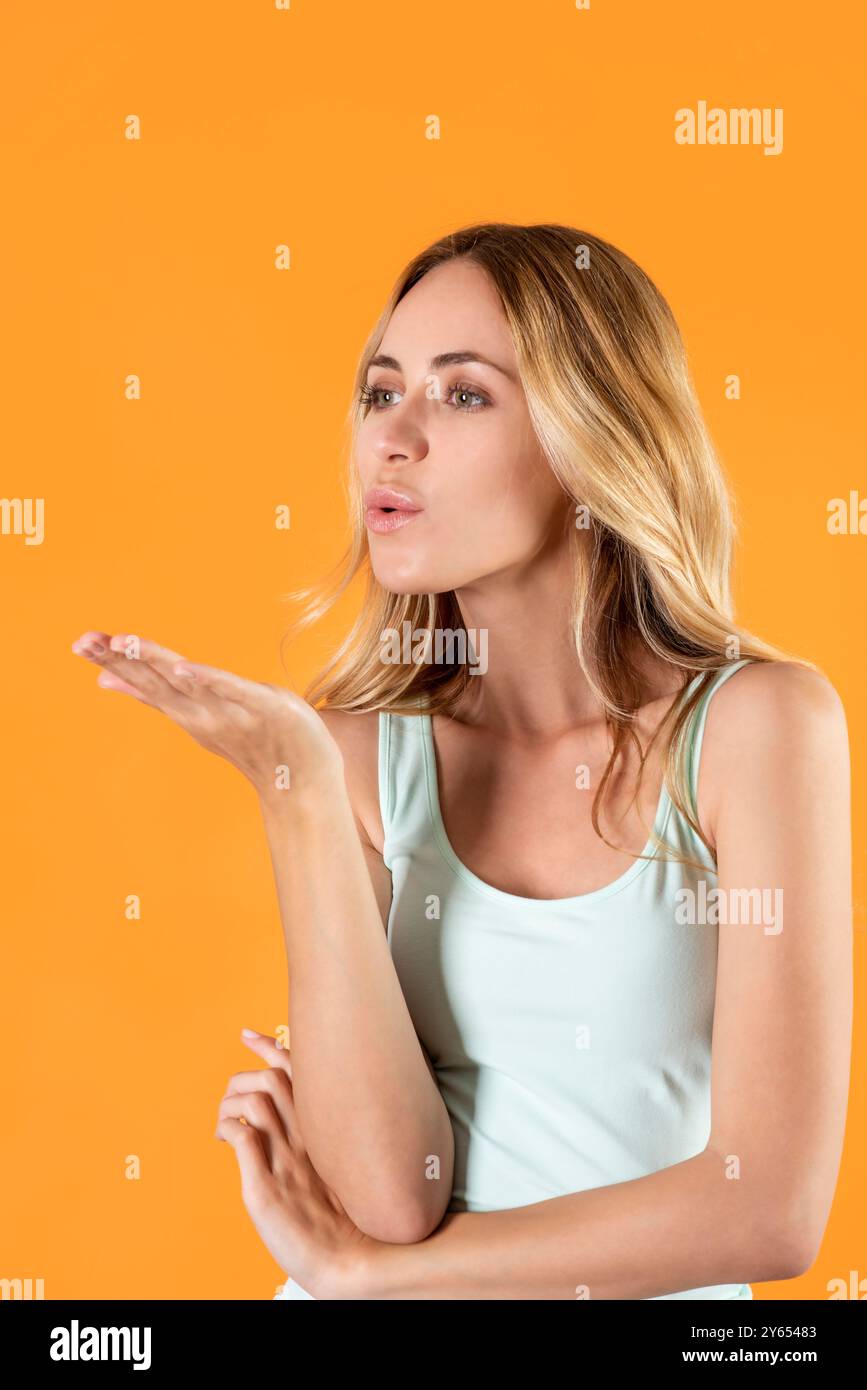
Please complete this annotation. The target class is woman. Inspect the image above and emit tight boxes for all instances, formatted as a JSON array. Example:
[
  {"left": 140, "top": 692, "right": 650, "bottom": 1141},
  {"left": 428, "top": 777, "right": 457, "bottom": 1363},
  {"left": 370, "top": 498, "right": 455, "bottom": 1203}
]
[{"left": 72, "top": 223, "right": 852, "bottom": 1300}]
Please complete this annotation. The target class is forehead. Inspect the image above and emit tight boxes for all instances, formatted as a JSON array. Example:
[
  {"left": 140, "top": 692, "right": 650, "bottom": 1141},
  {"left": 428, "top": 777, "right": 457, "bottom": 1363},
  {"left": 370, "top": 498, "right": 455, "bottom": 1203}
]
[{"left": 378, "top": 260, "right": 515, "bottom": 362}]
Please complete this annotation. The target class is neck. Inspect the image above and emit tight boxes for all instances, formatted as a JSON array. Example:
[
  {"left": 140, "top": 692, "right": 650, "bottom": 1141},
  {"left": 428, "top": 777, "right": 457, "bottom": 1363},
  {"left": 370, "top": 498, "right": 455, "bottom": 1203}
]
[{"left": 448, "top": 544, "right": 679, "bottom": 739}]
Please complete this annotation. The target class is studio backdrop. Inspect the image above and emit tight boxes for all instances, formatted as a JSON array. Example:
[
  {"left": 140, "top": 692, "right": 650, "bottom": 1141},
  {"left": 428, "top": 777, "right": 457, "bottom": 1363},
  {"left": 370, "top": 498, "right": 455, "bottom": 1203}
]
[{"left": 1, "top": 0, "right": 864, "bottom": 1302}]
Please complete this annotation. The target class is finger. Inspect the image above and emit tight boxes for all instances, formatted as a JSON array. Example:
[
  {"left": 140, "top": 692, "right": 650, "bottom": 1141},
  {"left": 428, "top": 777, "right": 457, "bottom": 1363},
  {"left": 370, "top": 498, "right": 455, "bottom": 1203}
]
[
  {"left": 71, "top": 630, "right": 113, "bottom": 658},
  {"left": 216, "top": 1091, "right": 290, "bottom": 1169},
  {"left": 75, "top": 633, "right": 185, "bottom": 707},
  {"left": 241, "top": 1029, "right": 293, "bottom": 1077},
  {"left": 96, "top": 670, "right": 152, "bottom": 700},
  {"left": 107, "top": 632, "right": 187, "bottom": 663},
  {"left": 106, "top": 634, "right": 224, "bottom": 703},
  {"left": 107, "top": 632, "right": 227, "bottom": 707},
  {"left": 214, "top": 1115, "right": 272, "bottom": 1192},
  {"left": 73, "top": 633, "right": 199, "bottom": 714},
  {"left": 167, "top": 659, "right": 288, "bottom": 711},
  {"left": 223, "top": 1067, "right": 297, "bottom": 1139}
]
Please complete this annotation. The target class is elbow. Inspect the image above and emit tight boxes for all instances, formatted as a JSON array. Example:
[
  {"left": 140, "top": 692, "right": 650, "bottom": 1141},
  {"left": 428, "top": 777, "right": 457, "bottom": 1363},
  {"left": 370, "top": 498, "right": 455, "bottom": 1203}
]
[
  {"left": 748, "top": 1203, "right": 825, "bottom": 1283},
  {"left": 768, "top": 1230, "right": 822, "bottom": 1282},
  {"left": 306, "top": 1110, "right": 455, "bottom": 1245},
  {"left": 347, "top": 1191, "right": 447, "bottom": 1245},
  {"left": 339, "top": 1150, "right": 453, "bottom": 1245},
  {"left": 346, "top": 1120, "right": 455, "bottom": 1244},
  {"left": 756, "top": 1239, "right": 818, "bottom": 1284},
  {"left": 706, "top": 1142, "right": 829, "bottom": 1283}
]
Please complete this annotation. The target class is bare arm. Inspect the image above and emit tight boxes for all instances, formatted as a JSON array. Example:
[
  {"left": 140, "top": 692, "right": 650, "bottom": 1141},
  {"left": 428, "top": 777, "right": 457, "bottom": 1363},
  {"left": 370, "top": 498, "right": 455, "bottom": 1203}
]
[
  {"left": 259, "top": 707, "right": 454, "bottom": 1244},
  {"left": 338, "top": 663, "right": 852, "bottom": 1298},
  {"left": 67, "top": 634, "right": 453, "bottom": 1245}
]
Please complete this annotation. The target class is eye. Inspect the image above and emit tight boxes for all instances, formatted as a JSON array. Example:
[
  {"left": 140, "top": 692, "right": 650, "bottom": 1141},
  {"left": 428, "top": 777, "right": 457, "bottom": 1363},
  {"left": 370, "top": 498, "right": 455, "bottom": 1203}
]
[
  {"left": 359, "top": 383, "right": 402, "bottom": 410},
  {"left": 358, "top": 380, "right": 491, "bottom": 413},
  {"left": 445, "top": 382, "right": 490, "bottom": 411}
]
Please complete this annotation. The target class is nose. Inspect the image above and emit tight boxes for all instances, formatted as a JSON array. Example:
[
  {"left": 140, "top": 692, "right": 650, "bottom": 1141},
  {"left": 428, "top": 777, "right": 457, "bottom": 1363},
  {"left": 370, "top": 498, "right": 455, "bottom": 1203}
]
[
  {"left": 367, "top": 401, "right": 430, "bottom": 470},
  {"left": 369, "top": 433, "right": 430, "bottom": 471}
]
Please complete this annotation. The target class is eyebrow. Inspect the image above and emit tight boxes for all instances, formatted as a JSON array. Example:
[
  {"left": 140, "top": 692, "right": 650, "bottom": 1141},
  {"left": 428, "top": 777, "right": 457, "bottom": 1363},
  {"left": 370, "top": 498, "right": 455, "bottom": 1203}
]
[{"left": 366, "top": 349, "right": 515, "bottom": 380}]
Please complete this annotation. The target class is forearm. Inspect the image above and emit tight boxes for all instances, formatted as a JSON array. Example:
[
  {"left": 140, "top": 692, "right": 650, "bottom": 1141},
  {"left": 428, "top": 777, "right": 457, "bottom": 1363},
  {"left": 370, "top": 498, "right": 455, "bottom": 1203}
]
[
  {"left": 258, "top": 777, "right": 453, "bottom": 1242},
  {"left": 349, "top": 1146, "right": 790, "bottom": 1300}
]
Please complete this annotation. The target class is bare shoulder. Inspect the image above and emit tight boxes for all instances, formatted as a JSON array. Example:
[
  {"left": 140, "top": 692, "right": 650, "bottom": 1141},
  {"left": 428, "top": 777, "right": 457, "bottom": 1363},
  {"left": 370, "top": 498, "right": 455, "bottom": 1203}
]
[
  {"left": 316, "top": 705, "right": 382, "bottom": 755},
  {"left": 697, "top": 660, "right": 849, "bottom": 843},
  {"left": 314, "top": 706, "right": 385, "bottom": 852},
  {"left": 705, "top": 659, "right": 847, "bottom": 745}
]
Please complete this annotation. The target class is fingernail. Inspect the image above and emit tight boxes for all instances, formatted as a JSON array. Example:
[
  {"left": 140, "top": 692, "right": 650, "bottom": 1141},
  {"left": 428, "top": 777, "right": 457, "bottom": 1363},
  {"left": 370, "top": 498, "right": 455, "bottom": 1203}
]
[
  {"left": 175, "top": 664, "right": 197, "bottom": 680},
  {"left": 241, "top": 1027, "right": 259, "bottom": 1038}
]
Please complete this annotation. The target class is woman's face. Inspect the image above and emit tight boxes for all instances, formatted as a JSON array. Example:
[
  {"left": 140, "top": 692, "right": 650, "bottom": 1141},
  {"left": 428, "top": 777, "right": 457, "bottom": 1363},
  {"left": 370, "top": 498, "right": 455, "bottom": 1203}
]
[{"left": 354, "top": 258, "right": 570, "bottom": 595}]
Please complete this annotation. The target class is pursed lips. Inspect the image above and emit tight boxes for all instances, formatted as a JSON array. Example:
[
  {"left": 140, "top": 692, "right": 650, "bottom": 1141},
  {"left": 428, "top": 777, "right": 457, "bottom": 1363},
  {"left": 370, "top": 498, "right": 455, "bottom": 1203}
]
[{"left": 364, "top": 487, "right": 424, "bottom": 533}]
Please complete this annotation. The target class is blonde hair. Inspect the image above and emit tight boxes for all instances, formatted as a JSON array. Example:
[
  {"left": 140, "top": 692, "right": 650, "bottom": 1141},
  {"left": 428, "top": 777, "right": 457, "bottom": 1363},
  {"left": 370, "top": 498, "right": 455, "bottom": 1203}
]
[{"left": 280, "top": 221, "right": 812, "bottom": 868}]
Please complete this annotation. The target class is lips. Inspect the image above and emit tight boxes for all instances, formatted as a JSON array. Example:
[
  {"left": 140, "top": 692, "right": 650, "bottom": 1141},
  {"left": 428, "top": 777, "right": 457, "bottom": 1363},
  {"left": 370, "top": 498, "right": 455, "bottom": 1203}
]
[{"left": 364, "top": 486, "right": 424, "bottom": 534}]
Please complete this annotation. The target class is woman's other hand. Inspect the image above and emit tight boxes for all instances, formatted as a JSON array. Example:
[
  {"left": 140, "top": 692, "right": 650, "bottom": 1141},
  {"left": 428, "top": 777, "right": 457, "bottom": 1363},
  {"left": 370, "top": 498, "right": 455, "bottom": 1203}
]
[{"left": 216, "top": 1029, "right": 373, "bottom": 1299}]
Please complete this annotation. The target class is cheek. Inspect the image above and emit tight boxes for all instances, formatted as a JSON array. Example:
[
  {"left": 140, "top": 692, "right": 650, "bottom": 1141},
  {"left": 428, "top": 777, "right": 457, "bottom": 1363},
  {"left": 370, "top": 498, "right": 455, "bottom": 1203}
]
[
  {"left": 442, "top": 431, "right": 559, "bottom": 550},
  {"left": 369, "top": 482, "right": 561, "bottom": 596},
  {"left": 360, "top": 417, "right": 564, "bottom": 593}
]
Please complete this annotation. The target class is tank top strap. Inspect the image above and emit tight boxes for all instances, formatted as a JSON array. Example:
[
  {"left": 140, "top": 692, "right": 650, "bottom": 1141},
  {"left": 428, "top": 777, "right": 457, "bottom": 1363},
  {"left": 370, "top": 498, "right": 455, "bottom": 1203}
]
[
  {"left": 378, "top": 703, "right": 431, "bottom": 873},
  {"left": 679, "top": 657, "right": 756, "bottom": 821},
  {"left": 378, "top": 660, "right": 757, "bottom": 872}
]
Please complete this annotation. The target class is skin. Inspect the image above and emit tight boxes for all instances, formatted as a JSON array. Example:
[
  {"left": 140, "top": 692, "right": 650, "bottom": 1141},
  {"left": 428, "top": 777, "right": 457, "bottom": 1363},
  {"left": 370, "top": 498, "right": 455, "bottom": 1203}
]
[{"left": 71, "top": 259, "right": 852, "bottom": 1298}]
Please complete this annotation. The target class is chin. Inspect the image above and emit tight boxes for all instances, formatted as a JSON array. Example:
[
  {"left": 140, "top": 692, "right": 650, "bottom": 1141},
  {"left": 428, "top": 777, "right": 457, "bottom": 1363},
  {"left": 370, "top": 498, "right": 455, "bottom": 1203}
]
[
  {"left": 368, "top": 550, "right": 430, "bottom": 595},
  {"left": 371, "top": 567, "right": 429, "bottom": 596},
  {"left": 369, "top": 541, "right": 488, "bottom": 595}
]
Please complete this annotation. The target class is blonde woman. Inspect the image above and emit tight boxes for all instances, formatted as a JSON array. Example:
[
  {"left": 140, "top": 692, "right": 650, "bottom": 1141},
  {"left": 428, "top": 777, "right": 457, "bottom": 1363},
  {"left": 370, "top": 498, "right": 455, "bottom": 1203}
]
[{"left": 72, "top": 223, "right": 852, "bottom": 1300}]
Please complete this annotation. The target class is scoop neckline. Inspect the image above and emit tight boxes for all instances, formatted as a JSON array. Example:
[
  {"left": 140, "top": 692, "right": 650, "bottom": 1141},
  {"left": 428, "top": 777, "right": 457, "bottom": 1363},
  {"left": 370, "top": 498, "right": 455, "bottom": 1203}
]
[{"left": 418, "top": 709, "right": 681, "bottom": 908}]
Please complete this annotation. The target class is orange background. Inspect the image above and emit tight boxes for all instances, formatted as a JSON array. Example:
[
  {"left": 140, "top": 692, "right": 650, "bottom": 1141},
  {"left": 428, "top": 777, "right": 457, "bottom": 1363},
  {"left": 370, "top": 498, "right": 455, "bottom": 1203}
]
[{"left": 1, "top": 0, "right": 863, "bottom": 1299}]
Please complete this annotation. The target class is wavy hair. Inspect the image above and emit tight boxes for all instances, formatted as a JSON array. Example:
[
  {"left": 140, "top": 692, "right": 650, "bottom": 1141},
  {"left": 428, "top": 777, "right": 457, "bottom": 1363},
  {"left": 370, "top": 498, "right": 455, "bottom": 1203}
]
[{"left": 279, "top": 221, "right": 810, "bottom": 869}]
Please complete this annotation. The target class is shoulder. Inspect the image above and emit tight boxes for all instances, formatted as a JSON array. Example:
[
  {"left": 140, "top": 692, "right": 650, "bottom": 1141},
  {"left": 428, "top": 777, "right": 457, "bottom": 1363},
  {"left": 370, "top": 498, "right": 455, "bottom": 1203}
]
[
  {"left": 704, "top": 659, "right": 847, "bottom": 746},
  {"left": 315, "top": 705, "right": 383, "bottom": 758},
  {"left": 314, "top": 707, "right": 385, "bottom": 851},
  {"left": 697, "top": 660, "right": 849, "bottom": 844}
]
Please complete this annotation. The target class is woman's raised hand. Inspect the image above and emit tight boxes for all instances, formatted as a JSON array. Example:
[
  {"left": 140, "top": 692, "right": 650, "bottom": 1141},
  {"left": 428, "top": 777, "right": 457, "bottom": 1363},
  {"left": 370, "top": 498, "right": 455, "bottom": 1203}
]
[{"left": 71, "top": 630, "right": 344, "bottom": 801}]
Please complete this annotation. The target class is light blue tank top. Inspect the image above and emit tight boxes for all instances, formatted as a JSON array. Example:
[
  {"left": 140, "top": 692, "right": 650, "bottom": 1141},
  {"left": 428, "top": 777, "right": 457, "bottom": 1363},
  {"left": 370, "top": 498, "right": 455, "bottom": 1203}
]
[
  {"left": 376, "top": 658, "right": 755, "bottom": 1301},
  {"left": 273, "top": 659, "right": 756, "bottom": 1301}
]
